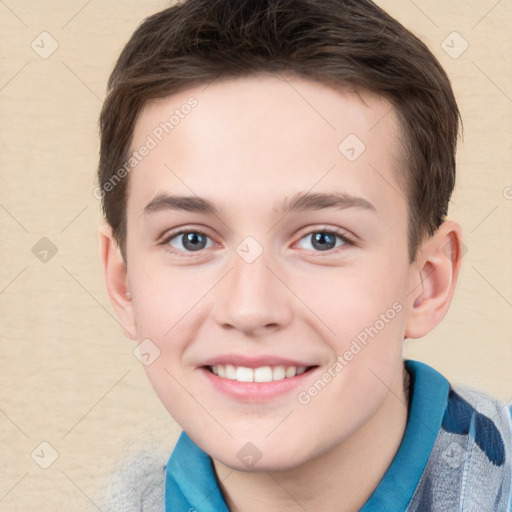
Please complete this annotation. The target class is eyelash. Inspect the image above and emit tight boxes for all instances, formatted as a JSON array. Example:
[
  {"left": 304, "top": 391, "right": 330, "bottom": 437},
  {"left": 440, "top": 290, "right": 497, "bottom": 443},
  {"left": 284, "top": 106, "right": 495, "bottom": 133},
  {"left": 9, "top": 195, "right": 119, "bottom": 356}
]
[{"left": 159, "top": 226, "right": 355, "bottom": 257}]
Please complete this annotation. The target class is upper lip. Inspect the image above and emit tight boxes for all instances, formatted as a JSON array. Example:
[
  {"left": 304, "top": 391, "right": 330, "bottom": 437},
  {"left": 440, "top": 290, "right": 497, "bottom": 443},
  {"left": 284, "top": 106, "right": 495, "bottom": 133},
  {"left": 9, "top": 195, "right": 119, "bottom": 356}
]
[{"left": 199, "top": 354, "right": 318, "bottom": 369}]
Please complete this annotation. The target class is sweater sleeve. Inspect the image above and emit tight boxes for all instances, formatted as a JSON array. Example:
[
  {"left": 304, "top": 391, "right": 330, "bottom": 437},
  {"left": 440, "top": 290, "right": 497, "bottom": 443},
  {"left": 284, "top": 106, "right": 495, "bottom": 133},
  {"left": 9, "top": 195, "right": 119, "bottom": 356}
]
[{"left": 103, "top": 450, "right": 166, "bottom": 512}]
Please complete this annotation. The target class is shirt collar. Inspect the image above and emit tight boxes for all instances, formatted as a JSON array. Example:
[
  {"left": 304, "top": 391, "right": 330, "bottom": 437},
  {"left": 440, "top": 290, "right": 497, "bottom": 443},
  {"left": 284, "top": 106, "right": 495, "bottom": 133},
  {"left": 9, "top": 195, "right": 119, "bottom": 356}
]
[{"left": 360, "top": 360, "right": 450, "bottom": 511}]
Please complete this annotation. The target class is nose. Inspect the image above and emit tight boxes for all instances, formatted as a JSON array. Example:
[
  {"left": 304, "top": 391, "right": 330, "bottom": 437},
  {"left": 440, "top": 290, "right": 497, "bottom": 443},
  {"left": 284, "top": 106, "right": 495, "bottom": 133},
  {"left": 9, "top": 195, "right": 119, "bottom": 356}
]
[{"left": 212, "top": 250, "right": 293, "bottom": 337}]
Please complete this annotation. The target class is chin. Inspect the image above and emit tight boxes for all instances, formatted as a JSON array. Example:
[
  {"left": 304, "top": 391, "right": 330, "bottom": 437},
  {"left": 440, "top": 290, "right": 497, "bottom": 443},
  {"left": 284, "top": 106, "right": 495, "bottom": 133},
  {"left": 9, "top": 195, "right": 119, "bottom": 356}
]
[
  {"left": 207, "top": 438, "right": 318, "bottom": 474},
  {"left": 221, "top": 455, "right": 305, "bottom": 473}
]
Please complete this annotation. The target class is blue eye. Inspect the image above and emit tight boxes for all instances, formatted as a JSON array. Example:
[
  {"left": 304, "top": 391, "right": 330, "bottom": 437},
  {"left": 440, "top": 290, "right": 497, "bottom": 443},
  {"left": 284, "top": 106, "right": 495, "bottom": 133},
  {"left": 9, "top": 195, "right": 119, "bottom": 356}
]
[
  {"left": 162, "top": 229, "right": 351, "bottom": 255},
  {"left": 296, "top": 231, "right": 347, "bottom": 251},
  {"left": 167, "top": 231, "right": 213, "bottom": 252}
]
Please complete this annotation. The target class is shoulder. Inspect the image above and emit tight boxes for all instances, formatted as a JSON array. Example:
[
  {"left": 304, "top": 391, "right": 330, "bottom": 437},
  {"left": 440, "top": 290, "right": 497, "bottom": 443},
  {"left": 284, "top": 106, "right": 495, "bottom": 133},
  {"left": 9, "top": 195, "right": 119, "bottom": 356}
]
[
  {"left": 447, "top": 383, "right": 512, "bottom": 459},
  {"left": 103, "top": 448, "right": 167, "bottom": 512},
  {"left": 408, "top": 383, "right": 512, "bottom": 512},
  {"left": 447, "top": 384, "right": 512, "bottom": 476},
  {"left": 452, "top": 383, "right": 512, "bottom": 420}
]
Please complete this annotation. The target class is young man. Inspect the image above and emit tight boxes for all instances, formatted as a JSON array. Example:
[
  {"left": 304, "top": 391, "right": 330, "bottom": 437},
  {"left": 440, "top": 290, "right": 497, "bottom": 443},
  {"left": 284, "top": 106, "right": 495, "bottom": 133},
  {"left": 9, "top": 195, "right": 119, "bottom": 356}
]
[{"left": 97, "top": 0, "right": 512, "bottom": 510}]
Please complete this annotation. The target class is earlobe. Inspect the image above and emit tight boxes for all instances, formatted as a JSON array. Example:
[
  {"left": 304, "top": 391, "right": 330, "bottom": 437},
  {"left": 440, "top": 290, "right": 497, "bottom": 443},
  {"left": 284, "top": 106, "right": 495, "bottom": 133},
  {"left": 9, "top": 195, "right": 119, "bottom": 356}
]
[
  {"left": 98, "top": 224, "right": 137, "bottom": 339},
  {"left": 405, "top": 221, "right": 463, "bottom": 339}
]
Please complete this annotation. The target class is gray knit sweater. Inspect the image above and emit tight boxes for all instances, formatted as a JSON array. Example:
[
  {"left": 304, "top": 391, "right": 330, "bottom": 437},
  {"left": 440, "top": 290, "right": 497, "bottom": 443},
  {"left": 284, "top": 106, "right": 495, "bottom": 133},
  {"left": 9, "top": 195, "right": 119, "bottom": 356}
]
[{"left": 103, "top": 450, "right": 166, "bottom": 512}]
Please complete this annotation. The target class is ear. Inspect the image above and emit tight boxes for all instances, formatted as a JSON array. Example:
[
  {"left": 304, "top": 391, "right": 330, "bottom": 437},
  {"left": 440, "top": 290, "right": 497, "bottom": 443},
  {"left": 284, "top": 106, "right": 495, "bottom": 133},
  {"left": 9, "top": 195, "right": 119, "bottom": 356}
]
[
  {"left": 98, "top": 224, "right": 137, "bottom": 339},
  {"left": 405, "top": 221, "right": 463, "bottom": 339}
]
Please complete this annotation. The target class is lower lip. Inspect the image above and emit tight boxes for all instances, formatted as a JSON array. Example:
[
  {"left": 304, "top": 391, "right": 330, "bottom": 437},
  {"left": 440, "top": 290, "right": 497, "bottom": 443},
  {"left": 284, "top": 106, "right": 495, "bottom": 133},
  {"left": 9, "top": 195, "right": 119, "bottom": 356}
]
[{"left": 199, "top": 367, "right": 318, "bottom": 402}]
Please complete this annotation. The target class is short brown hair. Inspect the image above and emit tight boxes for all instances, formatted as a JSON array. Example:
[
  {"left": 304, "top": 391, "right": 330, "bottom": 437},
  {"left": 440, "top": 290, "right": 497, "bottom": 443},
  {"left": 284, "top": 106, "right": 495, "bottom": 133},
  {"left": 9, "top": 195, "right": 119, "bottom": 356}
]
[{"left": 98, "top": 0, "right": 460, "bottom": 261}]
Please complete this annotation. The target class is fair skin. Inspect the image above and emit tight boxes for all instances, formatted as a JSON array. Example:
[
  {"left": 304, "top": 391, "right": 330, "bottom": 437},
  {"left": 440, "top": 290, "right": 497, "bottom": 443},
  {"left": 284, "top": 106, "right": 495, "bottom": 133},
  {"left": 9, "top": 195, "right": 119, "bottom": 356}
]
[{"left": 100, "top": 74, "right": 462, "bottom": 511}]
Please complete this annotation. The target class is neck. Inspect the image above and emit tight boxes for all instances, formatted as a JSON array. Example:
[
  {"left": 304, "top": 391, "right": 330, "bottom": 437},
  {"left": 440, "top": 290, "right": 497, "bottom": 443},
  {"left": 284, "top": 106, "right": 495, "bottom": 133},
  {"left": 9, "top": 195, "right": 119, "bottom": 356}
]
[{"left": 213, "top": 366, "right": 410, "bottom": 512}]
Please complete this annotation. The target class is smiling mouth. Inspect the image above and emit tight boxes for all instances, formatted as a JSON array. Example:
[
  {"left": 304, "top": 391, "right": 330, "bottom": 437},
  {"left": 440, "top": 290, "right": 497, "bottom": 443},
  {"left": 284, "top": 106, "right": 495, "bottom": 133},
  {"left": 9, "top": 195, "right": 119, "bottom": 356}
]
[{"left": 206, "top": 364, "right": 317, "bottom": 383}]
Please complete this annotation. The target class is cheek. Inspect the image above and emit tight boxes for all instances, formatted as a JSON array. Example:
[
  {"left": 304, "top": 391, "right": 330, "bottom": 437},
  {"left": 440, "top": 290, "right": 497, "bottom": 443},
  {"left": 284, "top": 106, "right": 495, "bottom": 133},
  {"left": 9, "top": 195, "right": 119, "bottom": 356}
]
[
  {"left": 129, "top": 264, "right": 206, "bottom": 339},
  {"left": 296, "top": 262, "right": 407, "bottom": 398},
  {"left": 295, "top": 264, "right": 407, "bottom": 342},
  {"left": 329, "top": 280, "right": 407, "bottom": 407}
]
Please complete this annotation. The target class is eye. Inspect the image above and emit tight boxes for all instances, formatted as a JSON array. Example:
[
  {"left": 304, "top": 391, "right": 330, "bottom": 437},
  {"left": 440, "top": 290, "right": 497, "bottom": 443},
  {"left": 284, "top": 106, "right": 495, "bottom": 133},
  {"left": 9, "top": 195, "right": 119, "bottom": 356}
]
[
  {"left": 166, "top": 231, "right": 214, "bottom": 252},
  {"left": 296, "top": 230, "right": 350, "bottom": 251}
]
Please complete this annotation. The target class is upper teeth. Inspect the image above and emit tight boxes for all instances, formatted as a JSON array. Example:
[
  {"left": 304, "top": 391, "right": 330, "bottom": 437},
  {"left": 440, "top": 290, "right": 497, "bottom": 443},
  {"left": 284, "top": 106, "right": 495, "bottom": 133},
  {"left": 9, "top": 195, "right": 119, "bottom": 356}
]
[{"left": 210, "top": 364, "right": 307, "bottom": 382}]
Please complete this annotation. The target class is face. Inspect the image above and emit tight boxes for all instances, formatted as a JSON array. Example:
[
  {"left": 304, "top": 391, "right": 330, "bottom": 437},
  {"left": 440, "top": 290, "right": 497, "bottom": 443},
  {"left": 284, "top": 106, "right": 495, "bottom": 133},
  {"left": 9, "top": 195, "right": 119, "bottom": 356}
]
[{"left": 122, "top": 74, "right": 417, "bottom": 471}]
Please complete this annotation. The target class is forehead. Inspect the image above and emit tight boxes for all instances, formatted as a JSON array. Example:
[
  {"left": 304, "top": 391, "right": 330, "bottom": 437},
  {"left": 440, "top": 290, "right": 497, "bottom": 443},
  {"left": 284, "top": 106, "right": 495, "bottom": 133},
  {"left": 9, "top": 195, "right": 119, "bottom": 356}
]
[{"left": 128, "top": 73, "right": 406, "bottom": 222}]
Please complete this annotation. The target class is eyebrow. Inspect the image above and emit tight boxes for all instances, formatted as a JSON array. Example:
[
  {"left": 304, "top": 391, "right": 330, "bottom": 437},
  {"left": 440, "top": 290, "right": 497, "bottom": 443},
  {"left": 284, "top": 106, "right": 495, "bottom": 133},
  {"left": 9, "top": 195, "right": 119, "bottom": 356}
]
[{"left": 143, "top": 191, "right": 376, "bottom": 216}]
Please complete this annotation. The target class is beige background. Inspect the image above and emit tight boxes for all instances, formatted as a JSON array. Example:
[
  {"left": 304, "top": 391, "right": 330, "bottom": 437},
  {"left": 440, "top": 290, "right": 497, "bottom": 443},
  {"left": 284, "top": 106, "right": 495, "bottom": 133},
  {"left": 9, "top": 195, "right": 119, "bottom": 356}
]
[{"left": 0, "top": 0, "right": 510, "bottom": 510}]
